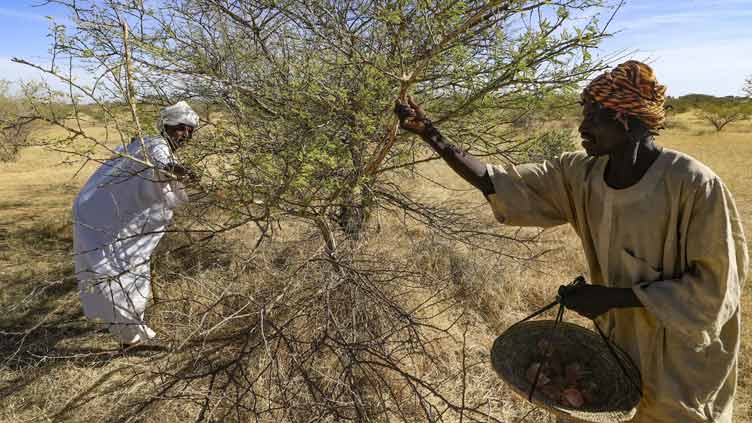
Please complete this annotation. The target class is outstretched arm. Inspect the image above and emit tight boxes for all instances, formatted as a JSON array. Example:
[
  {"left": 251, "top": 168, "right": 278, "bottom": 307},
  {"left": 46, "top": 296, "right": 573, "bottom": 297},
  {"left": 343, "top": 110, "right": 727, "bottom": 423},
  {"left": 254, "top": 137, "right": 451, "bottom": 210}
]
[{"left": 394, "top": 97, "right": 493, "bottom": 196}]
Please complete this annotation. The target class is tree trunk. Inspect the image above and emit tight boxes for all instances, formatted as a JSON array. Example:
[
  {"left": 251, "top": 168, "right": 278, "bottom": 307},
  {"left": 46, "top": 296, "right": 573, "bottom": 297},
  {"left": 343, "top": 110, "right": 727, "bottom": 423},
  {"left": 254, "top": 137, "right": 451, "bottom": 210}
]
[{"left": 336, "top": 136, "right": 371, "bottom": 239}]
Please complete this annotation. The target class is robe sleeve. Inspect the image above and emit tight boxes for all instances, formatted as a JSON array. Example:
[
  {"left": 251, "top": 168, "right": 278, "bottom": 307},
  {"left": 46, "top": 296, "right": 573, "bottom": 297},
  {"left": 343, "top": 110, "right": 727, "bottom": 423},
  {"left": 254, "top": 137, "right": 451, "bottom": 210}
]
[
  {"left": 632, "top": 179, "right": 748, "bottom": 350},
  {"left": 148, "top": 139, "right": 189, "bottom": 209},
  {"left": 148, "top": 140, "right": 178, "bottom": 168},
  {"left": 485, "top": 154, "right": 579, "bottom": 228}
]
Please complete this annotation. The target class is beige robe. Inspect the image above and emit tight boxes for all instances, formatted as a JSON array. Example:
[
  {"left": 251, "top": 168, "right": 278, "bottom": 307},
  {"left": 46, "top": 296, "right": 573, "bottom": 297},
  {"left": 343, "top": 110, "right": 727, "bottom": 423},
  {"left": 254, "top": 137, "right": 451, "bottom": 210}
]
[{"left": 486, "top": 148, "right": 748, "bottom": 422}]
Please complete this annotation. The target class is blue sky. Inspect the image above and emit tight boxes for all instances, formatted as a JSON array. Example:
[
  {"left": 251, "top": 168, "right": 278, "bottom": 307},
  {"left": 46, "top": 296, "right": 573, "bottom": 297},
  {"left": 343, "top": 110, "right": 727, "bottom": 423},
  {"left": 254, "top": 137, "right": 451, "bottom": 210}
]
[
  {"left": 592, "top": 0, "right": 752, "bottom": 96},
  {"left": 0, "top": 0, "right": 750, "bottom": 97}
]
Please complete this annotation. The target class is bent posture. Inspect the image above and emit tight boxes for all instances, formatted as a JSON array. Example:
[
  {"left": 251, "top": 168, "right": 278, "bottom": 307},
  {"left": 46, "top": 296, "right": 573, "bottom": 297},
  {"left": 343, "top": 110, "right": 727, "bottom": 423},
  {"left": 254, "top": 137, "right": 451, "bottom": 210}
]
[
  {"left": 73, "top": 101, "right": 199, "bottom": 345},
  {"left": 395, "top": 61, "right": 748, "bottom": 422}
]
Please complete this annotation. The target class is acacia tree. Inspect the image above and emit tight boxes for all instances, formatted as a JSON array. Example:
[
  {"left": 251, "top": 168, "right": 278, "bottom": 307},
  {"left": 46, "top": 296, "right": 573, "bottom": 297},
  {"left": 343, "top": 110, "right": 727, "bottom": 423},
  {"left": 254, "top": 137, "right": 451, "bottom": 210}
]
[
  {"left": 9, "top": 0, "right": 617, "bottom": 421},
  {"left": 698, "top": 100, "right": 751, "bottom": 132},
  {"left": 20, "top": 0, "right": 613, "bottom": 243}
]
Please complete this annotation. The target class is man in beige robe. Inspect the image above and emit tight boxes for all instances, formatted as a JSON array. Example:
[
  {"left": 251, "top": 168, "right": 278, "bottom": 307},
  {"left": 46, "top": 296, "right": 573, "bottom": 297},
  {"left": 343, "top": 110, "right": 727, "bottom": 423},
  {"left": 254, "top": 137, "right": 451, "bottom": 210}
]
[{"left": 394, "top": 61, "right": 748, "bottom": 422}]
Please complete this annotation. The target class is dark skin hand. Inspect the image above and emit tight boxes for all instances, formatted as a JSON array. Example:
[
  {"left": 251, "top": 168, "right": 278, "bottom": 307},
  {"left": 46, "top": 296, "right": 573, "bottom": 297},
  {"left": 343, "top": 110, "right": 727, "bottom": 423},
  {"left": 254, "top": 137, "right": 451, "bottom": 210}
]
[
  {"left": 559, "top": 283, "right": 643, "bottom": 319},
  {"left": 163, "top": 163, "right": 200, "bottom": 184},
  {"left": 395, "top": 96, "right": 654, "bottom": 320}
]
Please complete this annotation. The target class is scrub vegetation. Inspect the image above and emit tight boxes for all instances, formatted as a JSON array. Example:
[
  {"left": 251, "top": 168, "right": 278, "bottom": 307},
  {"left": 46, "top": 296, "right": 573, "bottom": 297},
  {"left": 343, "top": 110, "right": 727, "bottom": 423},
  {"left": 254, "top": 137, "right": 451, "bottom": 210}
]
[
  {"left": 666, "top": 94, "right": 752, "bottom": 132},
  {"left": 1, "top": 1, "right": 751, "bottom": 422}
]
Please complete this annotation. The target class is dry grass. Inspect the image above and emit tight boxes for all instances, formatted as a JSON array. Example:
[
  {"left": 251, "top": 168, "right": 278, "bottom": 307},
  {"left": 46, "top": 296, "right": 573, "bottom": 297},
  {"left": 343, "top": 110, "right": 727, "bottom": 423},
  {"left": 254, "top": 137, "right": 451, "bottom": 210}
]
[{"left": 0, "top": 112, "right": 750, "bottom": 422}]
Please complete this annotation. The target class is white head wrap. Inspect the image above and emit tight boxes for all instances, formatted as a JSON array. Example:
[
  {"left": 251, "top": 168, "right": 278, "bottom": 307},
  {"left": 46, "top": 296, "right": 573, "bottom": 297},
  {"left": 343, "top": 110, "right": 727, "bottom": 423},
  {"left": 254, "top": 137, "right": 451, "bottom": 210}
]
[{"left": 159, "top": 101, "right": 199, "bottom": 131}]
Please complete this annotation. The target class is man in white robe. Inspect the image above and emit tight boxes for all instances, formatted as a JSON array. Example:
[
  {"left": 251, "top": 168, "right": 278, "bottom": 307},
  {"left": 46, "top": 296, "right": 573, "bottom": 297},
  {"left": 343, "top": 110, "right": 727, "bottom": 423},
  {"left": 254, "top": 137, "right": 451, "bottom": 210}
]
[
  {"left": 393, "top": 61, "right": 748, "bottom": 422},
  {"left": 73, "top": 101, "right": 199, "bottom": 345}
]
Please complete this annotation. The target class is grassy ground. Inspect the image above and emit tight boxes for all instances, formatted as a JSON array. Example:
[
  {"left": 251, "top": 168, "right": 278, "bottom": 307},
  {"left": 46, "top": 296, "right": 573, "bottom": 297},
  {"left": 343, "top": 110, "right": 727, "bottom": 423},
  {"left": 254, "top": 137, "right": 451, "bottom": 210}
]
[{"left": 0, "top": 112, "right": 750, "bottom": 422}]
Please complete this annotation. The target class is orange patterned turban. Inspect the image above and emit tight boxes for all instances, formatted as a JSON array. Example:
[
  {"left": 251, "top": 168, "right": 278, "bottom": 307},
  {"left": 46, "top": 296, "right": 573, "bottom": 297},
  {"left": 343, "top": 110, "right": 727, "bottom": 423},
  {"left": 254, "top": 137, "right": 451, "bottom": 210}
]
[{"left": 582, "top": 60, "right": 667, "bottom": 131}]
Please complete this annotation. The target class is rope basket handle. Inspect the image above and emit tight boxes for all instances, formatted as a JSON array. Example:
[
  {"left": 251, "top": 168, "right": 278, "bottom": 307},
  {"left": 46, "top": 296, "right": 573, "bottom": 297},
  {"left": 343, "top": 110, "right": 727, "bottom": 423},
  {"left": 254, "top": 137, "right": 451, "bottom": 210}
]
[{"left": 514, "top": 276, "right": 643, "bottom": 402}]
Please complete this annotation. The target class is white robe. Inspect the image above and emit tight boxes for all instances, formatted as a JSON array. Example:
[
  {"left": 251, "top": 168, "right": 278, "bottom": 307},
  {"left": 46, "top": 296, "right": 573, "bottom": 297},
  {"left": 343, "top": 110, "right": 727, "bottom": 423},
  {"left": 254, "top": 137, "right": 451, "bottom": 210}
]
[
  {"left": 486, "top": 148, "right": 748, "bottom": 423},
  {"left": 73, "top": 136, "right": 188, "bottom": 343}
]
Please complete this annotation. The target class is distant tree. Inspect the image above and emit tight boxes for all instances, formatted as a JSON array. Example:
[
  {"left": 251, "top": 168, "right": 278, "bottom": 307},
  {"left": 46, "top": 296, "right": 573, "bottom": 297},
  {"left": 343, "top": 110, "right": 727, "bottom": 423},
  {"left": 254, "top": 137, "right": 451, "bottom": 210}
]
[
  {"left": 744, "top": 75, "right": 752, "bottom": 97},
  {"left": 0, "top": 80, "right": 34, "bottom": 161},
  {"left": 665, "top": 96, "right": 689, "bottom": 114},
  {"left": 666, "top": 94, "right": 715, "bottom": 114},
  {"left": 698, "top": 100, "right": 751, "bottom": 132}
]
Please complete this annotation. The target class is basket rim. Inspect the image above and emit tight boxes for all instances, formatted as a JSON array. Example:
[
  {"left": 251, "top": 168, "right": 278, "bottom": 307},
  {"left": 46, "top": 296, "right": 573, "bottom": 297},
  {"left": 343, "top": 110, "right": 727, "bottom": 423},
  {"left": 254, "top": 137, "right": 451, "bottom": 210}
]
[{"left": 491, "top": 320, "right": 642, "bottom": 423}]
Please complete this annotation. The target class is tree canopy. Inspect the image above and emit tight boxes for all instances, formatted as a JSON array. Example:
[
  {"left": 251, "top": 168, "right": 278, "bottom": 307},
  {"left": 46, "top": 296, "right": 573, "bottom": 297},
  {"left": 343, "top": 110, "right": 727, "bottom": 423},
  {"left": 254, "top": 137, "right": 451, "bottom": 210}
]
[{"left": 15, "top": 0, "right": 616, "bottom": 242}]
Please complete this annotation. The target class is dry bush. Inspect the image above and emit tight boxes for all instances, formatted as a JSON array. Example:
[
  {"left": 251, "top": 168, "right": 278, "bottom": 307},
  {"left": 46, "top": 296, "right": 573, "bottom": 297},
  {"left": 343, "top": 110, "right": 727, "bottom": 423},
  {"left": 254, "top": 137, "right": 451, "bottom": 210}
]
[
  {"left": 1, "top": 228, "right": 560, "bottom": 422},
  {"left": 1, "top": 203, "right": 564, "bottom": 423},
  {"left": 116, "top": 218, "right": 548, "bottom": 422}
]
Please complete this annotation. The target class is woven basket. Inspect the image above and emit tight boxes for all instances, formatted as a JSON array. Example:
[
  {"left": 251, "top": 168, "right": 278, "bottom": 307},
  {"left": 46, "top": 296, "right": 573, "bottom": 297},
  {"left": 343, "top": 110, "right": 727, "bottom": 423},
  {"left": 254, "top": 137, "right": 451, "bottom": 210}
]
[{"left": 490, "top": 320, "right": 641, "bottom": 423}]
